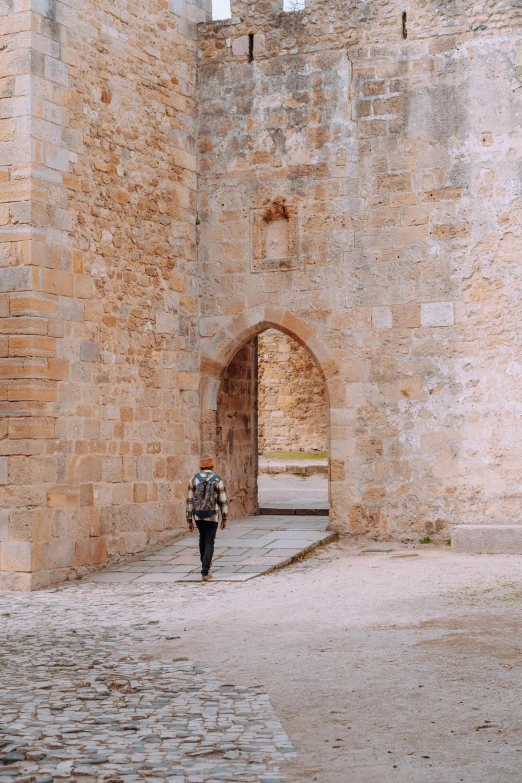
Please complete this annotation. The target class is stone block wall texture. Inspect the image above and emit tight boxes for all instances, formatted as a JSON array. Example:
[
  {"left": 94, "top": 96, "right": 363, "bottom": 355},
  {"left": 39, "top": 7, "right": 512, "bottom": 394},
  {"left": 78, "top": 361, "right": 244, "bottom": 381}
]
[
  {"left": 197, "top": 0, "right": 522, "bottom": 539},
  {"left": 0, "top": 0, "right": 210, "bottom": 590},
  {"left": 217, "top": 339, "right": 258, "bottom": 519},
  {"left": 258, "top": 329, "right": 327, "bottom": 453},
  {"left": 5, "top": 0, "right": 522, "bottom": 589}
]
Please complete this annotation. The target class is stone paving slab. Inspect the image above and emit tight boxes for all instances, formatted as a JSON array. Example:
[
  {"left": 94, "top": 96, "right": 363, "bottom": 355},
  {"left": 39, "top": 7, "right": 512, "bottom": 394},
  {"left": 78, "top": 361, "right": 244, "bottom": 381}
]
[
  {"left": 88, "top": 515, "right": 334, "bottom": 584},
  {"left": 178, "top": 572, "right": 257, "bottom": 582},
  {"left": 86, "top": 571, "right": 139, "bottom": 583}
]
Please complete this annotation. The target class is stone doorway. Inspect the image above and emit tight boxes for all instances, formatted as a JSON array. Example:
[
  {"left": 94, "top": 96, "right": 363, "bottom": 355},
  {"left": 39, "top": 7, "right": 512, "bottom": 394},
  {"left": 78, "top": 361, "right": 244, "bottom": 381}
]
[
  {"left": 212, "top": 327, "right": 330, "bottom": 521},
  {"left": 257, "top": 329, "right": 329, "bottom": 515},
  {"left": 200, "top": 305, "right": 343, "bottom": 529}
]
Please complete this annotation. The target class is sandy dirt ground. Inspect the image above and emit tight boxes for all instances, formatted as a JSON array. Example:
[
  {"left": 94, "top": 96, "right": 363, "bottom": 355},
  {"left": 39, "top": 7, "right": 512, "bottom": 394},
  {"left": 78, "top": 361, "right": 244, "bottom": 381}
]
[{"left": 147, "top": 538, "right": 522, "bottom": 782}]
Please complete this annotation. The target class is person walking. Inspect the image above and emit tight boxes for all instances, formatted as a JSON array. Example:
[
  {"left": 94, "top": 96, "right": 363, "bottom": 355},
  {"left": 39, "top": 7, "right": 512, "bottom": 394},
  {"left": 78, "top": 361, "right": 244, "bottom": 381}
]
[{"left": 186, "top": 457, "right": 228, "bottom": 581}]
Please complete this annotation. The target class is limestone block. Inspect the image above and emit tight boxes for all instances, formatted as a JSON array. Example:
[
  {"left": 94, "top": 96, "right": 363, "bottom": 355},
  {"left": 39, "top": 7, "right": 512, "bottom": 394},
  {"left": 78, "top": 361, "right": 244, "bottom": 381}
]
[
  {"left": 10, "top": 293, "right": 57, "bottom": 318},
  {"left": 201, "top": 374, "right": 220, "bottom": 412},
  {"left": 1, "top": 541, "right": 32, "bottom": 572},
  {"left": 0, "top": 267, "right": 33, "bottom": 293},
  {"left": 39, "top": 540, "right": 75, "bottom": 570},
  {"left": 421, "top": 302, "right": 454, "bottom": 328},
  {"left": 44, "top": 56, "right": 68, "bottom": 86},
  {"left": 101, "top": 457, "right": 123, "bottom": 483},
  {"left": 156, "top": 312, "right": 178, "bottom": 335},
  {"left": 392, "top": 302, "right": 420, "bottom": 329},
  {"left": 0, "top": 139, "right": 31, "bottom": 168},
  {"left": 47, "top": 359, "right": 69, "bottom": 381},
  {"left": 0, "top": 179, "right": 32, "bottom": 204},
  {"left": 9, "top": 335, "right": 56, "bottom": 358},
  {"left": 42, "top": 142, "right": 69, "bottom": 171},
  {"left": 9, "top": 456, "right": 55, "bottom": 484},
  {"left": 0, "top": 510, "right": 8, "bottom": 542},
  {"left": 123, "top": 458, "right": 137, "bottom": 482},
  {"left": 133, "top": 483, "right": 148, "bottom": 503},
  {"left": 169, "top": 0, "right": 187, "bottom": 16},
  {"left": 123, "top": 532, "right": 148, "bottom": 554},
  {"left": 112, "top": 483, "right": 133, "bottom": 505},
  {"left": 39, "top": 269, "right": 73, "bottom": 297},
  {"left": 137, "top": 455, "right": 154, "bottom": 482},
  {"left": 71, "top": 456, "right": 101, "bottom": 483},
  {"left": 187, "top": 3, "right": 206, "bottom": 22},
  {"left": 451, "top": 525, "right": 522, "bottom": 555},
  {"left": 59, "top": 297, "right": 84, "bottom": 321},
  {"left": 0, "top": 457, "right": 7, "bottom": 485},
  {"left": 79, "top": 341, "right": 99, "bottom": 364},
  {"left": 232, "top": 37, "right": 250, "bottom": 57},
  {"left": 0, "top": 570, "right": 32, "bottom": 591},
  {"left": 364, "top": 80, "right": 386, "bottom": 96},
  {"left": 75, "top": 536, "right": 107, "bottom": 566},
  {"left": 47, "top": 487, "right": 79, "bottom": 508},
  {"left": 372, "top": 307, "right": 392, "bottom": 330}
]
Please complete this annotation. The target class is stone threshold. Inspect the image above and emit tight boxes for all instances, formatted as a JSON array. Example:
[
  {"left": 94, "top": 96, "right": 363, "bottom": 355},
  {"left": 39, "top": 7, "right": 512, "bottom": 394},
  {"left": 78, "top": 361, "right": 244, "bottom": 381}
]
[
  {"left": 259, "top": 507, "right": 330, "bottom": 516},
  {"left": 259, "top": 457, "right": 328, "bottom": 476}
]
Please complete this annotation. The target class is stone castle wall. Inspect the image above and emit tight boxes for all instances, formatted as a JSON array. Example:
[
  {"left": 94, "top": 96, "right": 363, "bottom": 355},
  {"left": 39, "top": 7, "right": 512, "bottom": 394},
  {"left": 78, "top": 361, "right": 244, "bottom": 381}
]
[
  {"left": 4, "top": 0, "right": 522, "bottom": 588},
  {"left": 258, "top": 330, "right": 327, "bottom": 453},
  {"left": 0, "top": 0, "right": 210, "bottom": 590},
  {"left": 197, "top": 0, "right": 522, "bottom": 539}
]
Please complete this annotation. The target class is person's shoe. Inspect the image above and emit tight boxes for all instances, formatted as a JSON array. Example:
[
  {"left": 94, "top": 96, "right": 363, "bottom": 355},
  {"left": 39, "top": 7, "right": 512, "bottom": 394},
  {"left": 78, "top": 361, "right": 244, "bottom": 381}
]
[{"left": 202, "top": 573, "right": 212, "bottom": 582}]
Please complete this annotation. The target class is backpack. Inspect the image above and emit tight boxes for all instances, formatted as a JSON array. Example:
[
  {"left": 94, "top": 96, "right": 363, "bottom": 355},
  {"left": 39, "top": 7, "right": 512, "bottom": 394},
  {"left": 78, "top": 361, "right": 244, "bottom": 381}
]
[{"left": 192, "top": 473, "right": 220, "bottom": 519}]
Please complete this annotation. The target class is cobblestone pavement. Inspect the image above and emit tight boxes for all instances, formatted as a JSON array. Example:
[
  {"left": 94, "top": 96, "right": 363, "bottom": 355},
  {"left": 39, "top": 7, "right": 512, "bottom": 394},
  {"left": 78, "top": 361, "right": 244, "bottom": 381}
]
[
  {"left": 88, "top": 516, "right": 333, "bottom": 584},
  {"left": 0, "top": 583, "right": 295, "bottom": 783}
]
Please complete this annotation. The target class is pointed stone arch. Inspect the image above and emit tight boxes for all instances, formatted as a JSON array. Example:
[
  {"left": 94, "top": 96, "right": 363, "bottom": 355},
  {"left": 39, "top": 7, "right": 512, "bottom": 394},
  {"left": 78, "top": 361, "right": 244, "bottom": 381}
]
[
  {"left": 200, "top": 305, "right": 343, "bottom": 412},
  {"left": 200, "top": 306, "right": 345, "bottom": 525}
]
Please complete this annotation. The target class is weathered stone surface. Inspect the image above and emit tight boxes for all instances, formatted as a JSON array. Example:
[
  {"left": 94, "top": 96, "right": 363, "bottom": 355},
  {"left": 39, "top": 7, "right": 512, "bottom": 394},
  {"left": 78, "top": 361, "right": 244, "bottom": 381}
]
[
  {"left": 197, "top": 0, "right": 522, "bottom": 542},
  {"left": 0, "top": 0, "right": 209, "bottom": 588},
  {"left": 258, "top": 330, "right": 327, "bottom": 453},
  {"left": 217, "top": 340, "right": 259, "bottom": 519},
  {"left": 5, "top": 0, "right": 522, "bottom": 588},
  {"left": 451, "top": 525, "right": 522, "bottom": 555},
  {"left": 0, "top": 584, "right": 294, "bottom": 781}
]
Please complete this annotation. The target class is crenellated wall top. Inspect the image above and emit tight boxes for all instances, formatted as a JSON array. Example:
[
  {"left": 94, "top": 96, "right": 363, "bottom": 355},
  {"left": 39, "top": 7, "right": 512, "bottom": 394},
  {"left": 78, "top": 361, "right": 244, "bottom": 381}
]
[{"left": 200, "top": 0, "right": 522, "bottom": 53}]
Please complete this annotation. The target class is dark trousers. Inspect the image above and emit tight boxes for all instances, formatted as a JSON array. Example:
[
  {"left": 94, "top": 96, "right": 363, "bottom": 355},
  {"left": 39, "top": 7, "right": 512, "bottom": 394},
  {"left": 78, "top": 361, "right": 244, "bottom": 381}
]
[{"left": 195, "top": 520, "right": 218, "bottom": 575}]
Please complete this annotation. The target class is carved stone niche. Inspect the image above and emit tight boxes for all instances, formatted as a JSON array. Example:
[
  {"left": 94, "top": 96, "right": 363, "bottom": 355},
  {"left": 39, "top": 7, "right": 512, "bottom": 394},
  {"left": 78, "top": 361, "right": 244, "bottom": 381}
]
[{"left": 251, "top": 199, "right": 299, "bottom": 273}]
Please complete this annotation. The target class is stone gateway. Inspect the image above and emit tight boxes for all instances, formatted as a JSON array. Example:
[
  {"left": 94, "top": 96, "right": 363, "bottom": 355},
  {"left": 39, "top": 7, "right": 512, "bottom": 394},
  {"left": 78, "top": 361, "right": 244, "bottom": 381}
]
[{"left": 2, "top": 0, "right": 522, "bottom": 588}]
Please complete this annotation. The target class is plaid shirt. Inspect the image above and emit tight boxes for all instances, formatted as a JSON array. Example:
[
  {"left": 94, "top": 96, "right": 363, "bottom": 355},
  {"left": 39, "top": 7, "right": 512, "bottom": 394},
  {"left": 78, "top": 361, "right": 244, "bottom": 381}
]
[{"left": 186, "top": 470, "right": 228, "bottom": 523}]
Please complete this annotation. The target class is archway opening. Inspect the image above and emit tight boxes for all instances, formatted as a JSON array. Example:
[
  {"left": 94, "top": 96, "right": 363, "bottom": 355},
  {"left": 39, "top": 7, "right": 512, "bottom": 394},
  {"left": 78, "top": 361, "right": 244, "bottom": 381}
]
[{"left": 215, "top": 328, "right": 330, "bottom": 520}]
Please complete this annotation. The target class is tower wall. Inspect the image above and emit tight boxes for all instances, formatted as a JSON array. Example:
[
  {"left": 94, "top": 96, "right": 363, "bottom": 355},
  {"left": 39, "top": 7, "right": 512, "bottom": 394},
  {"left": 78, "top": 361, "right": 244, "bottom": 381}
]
[
  {"left": 198, "top": 0, "right": 522, "bottom": 536},
  {"left": 0, "top": 0, "right": 207, "bottom": 589}
]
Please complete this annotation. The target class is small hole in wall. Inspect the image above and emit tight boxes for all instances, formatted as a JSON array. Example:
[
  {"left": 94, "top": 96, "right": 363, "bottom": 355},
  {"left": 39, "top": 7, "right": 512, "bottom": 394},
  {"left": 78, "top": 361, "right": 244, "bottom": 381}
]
[
  {"left": 284, "top": 0, "right": 305, "bottom": 10},
  {"left": 248, "top": 33, "right": 254, "bottom": 63},
  {"left": 402, "top": 11, "right": 407, "bottom": 39}
]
